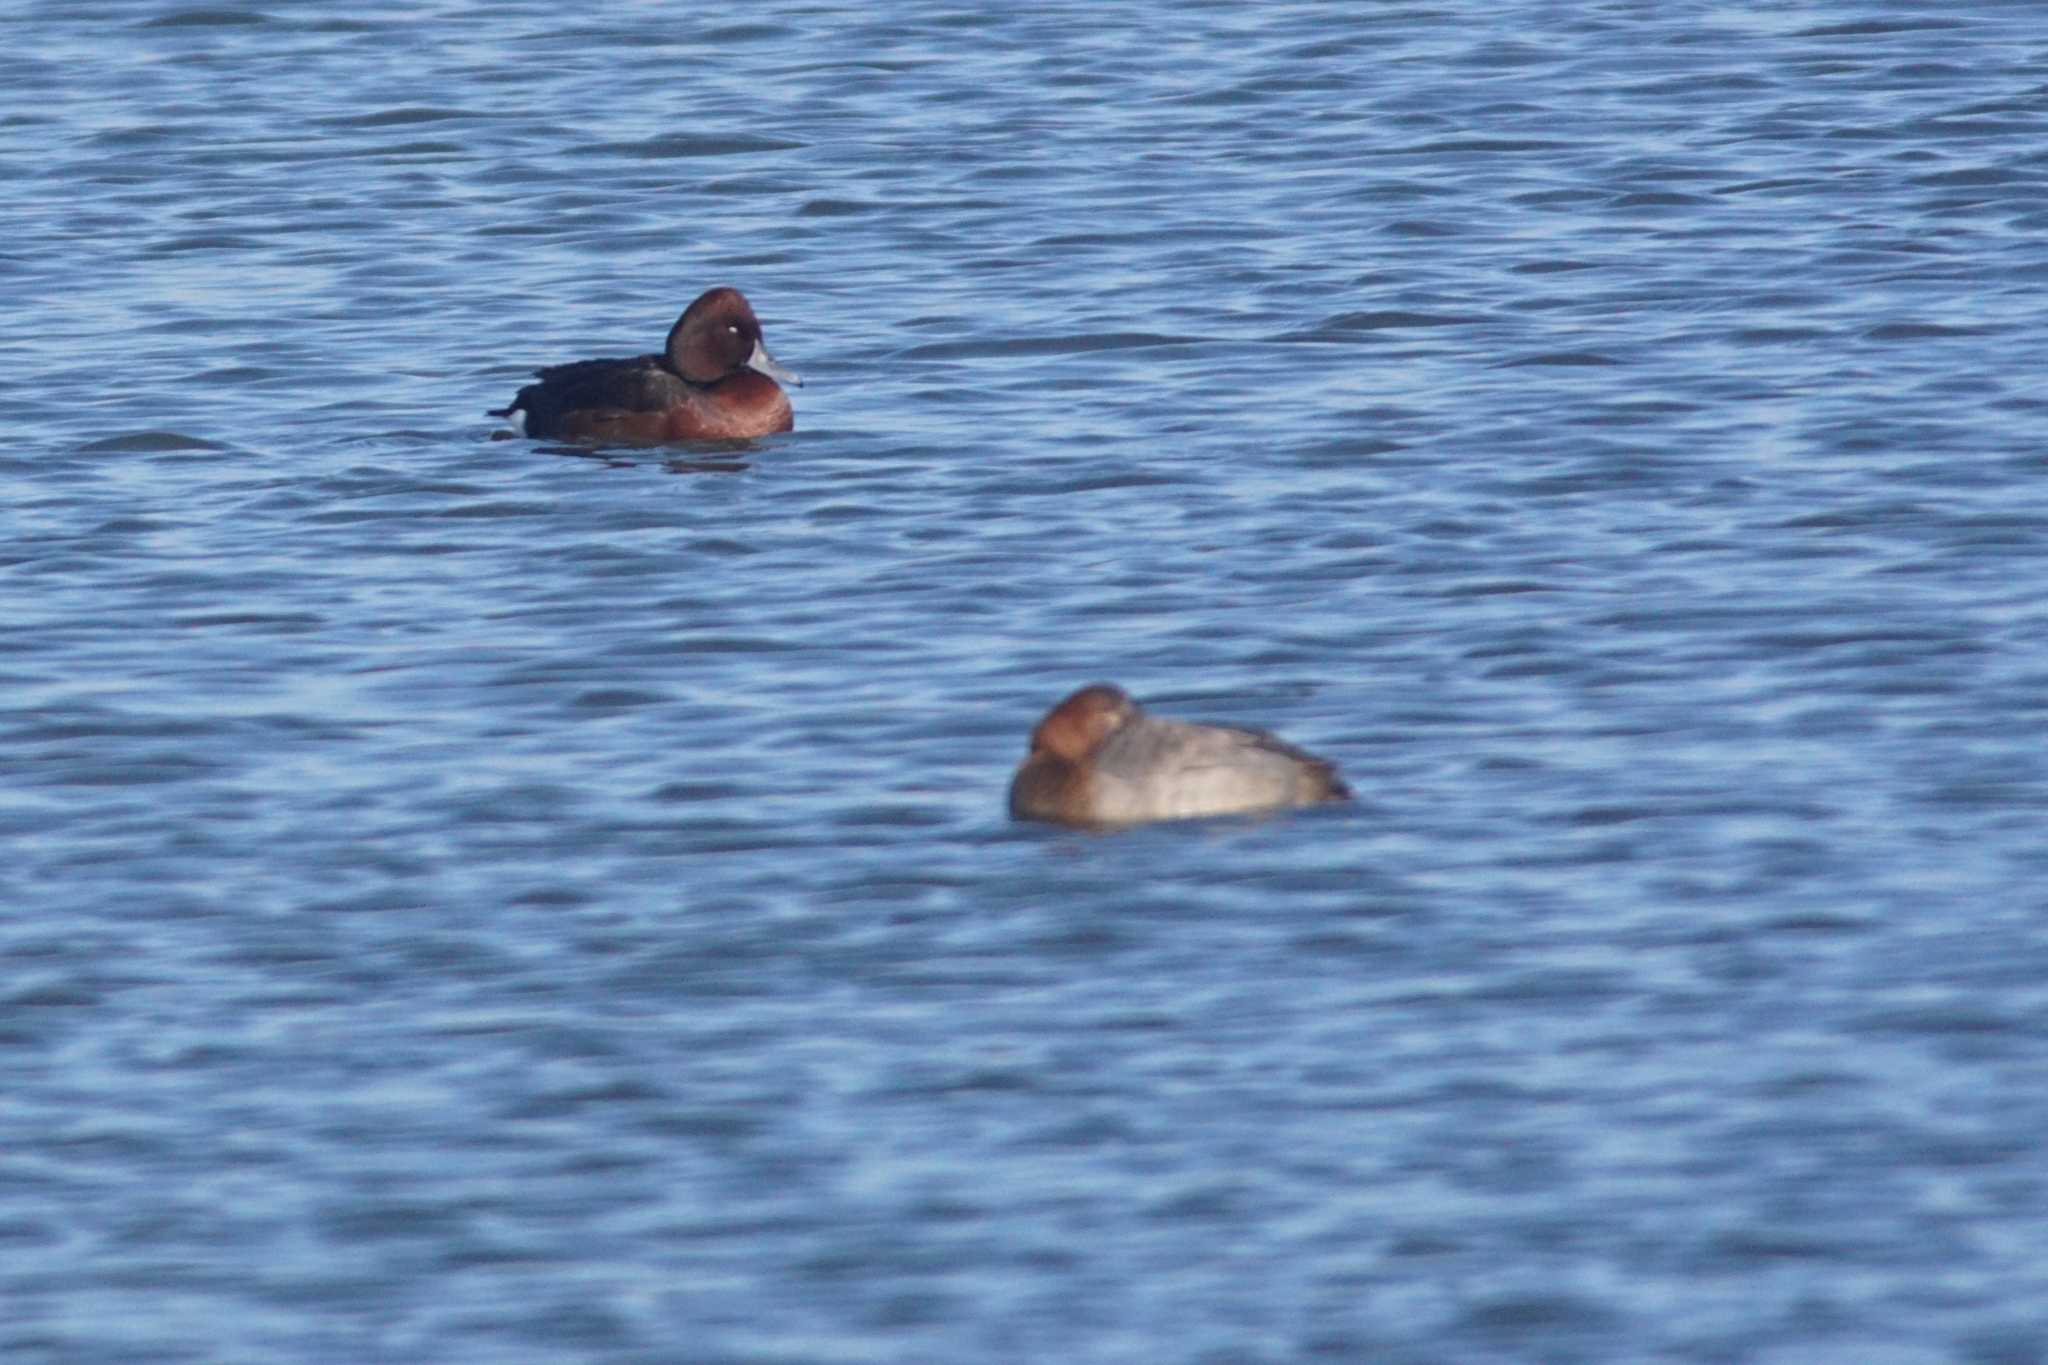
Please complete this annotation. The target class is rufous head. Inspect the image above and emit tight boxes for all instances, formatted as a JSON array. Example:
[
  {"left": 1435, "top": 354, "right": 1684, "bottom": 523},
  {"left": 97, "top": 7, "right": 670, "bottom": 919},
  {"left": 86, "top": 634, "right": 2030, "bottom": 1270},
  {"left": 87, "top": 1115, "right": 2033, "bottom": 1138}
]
[
  {"left": 665, "top": 286, "right": 801, "bottom": 388},
  {"left": 1028, "top": 683, "right": 1138, "bottom": 762}
]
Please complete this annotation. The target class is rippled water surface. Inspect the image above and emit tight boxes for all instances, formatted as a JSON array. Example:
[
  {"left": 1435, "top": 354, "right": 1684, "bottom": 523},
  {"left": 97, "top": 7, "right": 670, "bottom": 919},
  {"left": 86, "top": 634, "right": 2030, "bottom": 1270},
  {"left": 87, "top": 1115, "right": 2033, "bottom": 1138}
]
[{"left": 9, "top": 3, "right": 2048, "bottom": 1360}]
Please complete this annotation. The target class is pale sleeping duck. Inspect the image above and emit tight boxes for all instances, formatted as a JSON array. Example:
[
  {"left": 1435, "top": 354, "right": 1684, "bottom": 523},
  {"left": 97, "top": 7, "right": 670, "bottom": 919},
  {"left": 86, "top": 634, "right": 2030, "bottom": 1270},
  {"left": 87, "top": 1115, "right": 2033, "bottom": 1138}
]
[{"left": 1009, "top": 683, "right": 1350, "bottom": 828}]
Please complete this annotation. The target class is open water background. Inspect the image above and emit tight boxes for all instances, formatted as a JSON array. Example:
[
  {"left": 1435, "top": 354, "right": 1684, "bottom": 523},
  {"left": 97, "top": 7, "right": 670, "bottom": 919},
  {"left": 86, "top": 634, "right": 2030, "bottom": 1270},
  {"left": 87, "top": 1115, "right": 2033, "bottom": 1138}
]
[{"left": 7, "top": 3, "right": 2048, "bottom": 1360}]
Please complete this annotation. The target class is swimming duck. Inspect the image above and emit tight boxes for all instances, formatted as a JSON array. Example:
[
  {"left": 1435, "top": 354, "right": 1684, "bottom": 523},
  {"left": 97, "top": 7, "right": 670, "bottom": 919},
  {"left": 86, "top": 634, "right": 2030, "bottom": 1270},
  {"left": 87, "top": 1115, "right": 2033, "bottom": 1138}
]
[{"left": 494, "top": 286, "right": 798, "bottom": 442}]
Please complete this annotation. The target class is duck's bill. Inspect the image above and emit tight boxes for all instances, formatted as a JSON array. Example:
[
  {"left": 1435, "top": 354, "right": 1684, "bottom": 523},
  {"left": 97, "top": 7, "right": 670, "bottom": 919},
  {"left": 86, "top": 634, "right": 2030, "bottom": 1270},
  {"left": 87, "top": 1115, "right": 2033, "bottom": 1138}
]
[{"left": 747, "top": 340, "right": 802, "bottom": 387}]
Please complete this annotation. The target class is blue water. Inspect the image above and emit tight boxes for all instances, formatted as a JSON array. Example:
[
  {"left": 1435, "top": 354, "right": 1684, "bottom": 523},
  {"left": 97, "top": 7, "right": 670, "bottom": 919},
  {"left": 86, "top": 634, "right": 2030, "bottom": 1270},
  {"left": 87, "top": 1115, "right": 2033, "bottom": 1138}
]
[{"left": 8, "top": 3, "right": 2048, "bottom": 1360}]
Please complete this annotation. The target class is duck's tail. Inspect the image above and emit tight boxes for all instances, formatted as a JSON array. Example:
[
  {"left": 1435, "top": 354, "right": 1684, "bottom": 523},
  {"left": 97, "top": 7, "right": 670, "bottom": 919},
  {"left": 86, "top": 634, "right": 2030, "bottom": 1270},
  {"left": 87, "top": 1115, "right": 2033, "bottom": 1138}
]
[{"left": 489, "top": 386, "right": 532, "bottom": 420}]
